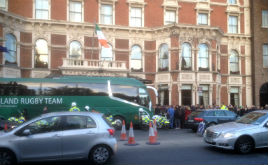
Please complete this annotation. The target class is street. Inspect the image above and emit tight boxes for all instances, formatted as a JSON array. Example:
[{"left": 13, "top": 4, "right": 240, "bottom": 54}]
[{"left": 24, "top": 128, "right": 268, "bottom": 165}]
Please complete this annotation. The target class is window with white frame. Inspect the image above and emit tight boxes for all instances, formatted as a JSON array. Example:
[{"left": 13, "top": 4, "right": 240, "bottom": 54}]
[
  {"left": 4, "top": 34, "right": 17, "bottom": 65},
  {"left": 164, "top": 10, "right": 176, "bottom": 25},
  {"left": 158, "top": 84, "right": 169, "bottom": 106},
  {"left": 181, "top": 85, "right": 192, "bottom": 106},
  {"left": 198, "top": 13, "right": 208, "bottom": 25},
  {"left": 262, "top": 10, "right": 268, "bottom": 28},
  {"left": 263, "top": 44, "right": 268, "bottom": 68},
  {"left": 101, "top": 43, "right": 113, "bottom": 61},
  {"left": 100, "top": 4, "right": 113, "bottom": 25},
  {"left": 159, "top": 43, "right": 169, "bottom": 71},
  {"left": 130, "top": 7, "right": 142, "bottom": 27},
  {"left": 230, "top": 87, "right": 239, "bottom": 106},
  {"left": 0, "top": 0, "right": 7, "bottom": 10},
  {"left": 230, "top": 50, "right": 239, "bottom": 74},
  {"left": 228, "top": 15, "right": 238, "bottom": 34},
  {"left": 181, "top": 43, "right": 192, "bottom": 70},
  {"left": 131, "top": 45, "right": 142, "bottom": 72},
  {"left": 35, "top": 0, "right": 49, "bottom": 19},
  {"left": 69, "top": 1, "right": 82, "bottom": 22},
  {"left": 228, "top": 0, "right": 237, "bottom": 4},
  {"left": 198, "top": 44, "right": 209, "bottom": 71},
  {"left": 69, "top": 40, "right": 82, "bottom": 59},
  {"left": 35, "top": 39, "right": 48, "bottom": 68}
]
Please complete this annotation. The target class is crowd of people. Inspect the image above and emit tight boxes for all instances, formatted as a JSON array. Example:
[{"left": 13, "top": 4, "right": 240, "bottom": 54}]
[{"left": 154, "top": 104, "right": 268, "bottom": 129}]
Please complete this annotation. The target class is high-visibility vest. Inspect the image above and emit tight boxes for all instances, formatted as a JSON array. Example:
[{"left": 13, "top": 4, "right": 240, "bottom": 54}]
[{"left": 69, "top": 106, "right": 80, "bottom": 112}]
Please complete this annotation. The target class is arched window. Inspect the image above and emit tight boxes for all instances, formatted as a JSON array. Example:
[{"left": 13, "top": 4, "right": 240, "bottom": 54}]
[
  {"left": 230, "top": 50, "right": 239, "bottom": 74},
  {"left": 69, "top": 41, "right": 82, "bottom": 59},
  {"left": 159, "top": 43, "right": 169, "bottom": 71},
  {"left": 181, "top": 43, "right": 192, "bottom": 70},
  {"left": 130, "top": 45, "right": 142, "bottom": 72},
  {"left": 101, "top": 43, "right": 113, "bottom": 61},
  {"left": 4, "top": 34, "right": 17, "bottom": 65},
  {"left": 198, "top": 44, "right": 209, "bottom": 71},
  {"left": 35, "top": 39, "right": 48, "bottom": 68}
]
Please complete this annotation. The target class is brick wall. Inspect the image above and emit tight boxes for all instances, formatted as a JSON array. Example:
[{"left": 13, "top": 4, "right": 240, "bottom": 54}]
[
  {"left": 51, "top": 0, "right": 67, "bottom": 21},
  {"left": 144, "top": 41, "right": 156, "bottom": 72},
  {"left": 145, "top": 0, "right": 163, "bottom": 27},
  {"left": 51, "top": 34, "right": 66, "bottom": 69},
  {"left": 84, "top": 36, "right": 99, "bottom": 60},
  {"left": 20, "top": 32, "right": 32, "bottom": 68},
  {"left": 9, "top": 0, "right": 32, "bottom": 18},
  {"left": 179, "top": 2, "right": 196, "bottom": 25},
  {"left": 211, "top": 5, "right": 227, "bottom": 33},
  {"left": 115, "top": 0, "right": 128, "bottom": 26},
  {"left": 115, "top": 39, "right": 129, "bottom": 68}
]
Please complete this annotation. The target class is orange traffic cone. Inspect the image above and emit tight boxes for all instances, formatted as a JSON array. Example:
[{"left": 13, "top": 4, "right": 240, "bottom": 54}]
[
  {"left": 4, "top": 123, "right": 8, "bottom": 131},
  {"left": 153, "top": 119, "right": 158, "bottom": 138},
  {"left": 125, "top": 122, "right": 138, "bottom": 146},
  {"left": 120, "top": 120, "right": 127, "bottom": 141},
  {"left": 146, "top": 122, "right": 160, "bottom": 145}
]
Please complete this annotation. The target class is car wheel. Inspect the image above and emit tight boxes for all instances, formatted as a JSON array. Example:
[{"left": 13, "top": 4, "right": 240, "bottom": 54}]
[
  {"left": 235, "top": 137, "right": 254, "bottom": 154},
  {"left": 0, "top": 149, "right": 16, "bottom": 165},
  {"left": 89, "top": 145, "right": 111, "bottom": 165},
  {"left": 113, "top": 116, "right": 124, "bottom": 130}
]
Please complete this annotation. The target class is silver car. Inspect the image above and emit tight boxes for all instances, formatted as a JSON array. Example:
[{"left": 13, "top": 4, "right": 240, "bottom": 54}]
[
  {"left": 0, "top": 112, "right": 117, "bottom": 165},
  {"left": 204, "top": 110, "right": 268, "bottom": 154}
]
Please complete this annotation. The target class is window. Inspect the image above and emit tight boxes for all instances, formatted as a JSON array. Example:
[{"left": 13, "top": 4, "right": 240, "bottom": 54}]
[
  {"left": 230, "top": 87, "right": 239, "bottom": 106},
  {"left": 165, "top": 10, "right": 176, "bottom": 25},
  {"left": 101, "top": 43, "right": 113, "bottom": 61},
  {"left": 199, "top": 85, "right": 209, "bottom": 107},
  {"left": 69, "top": 1, "right": 82, "bottom": 22},
  {"left": 35, "top": 39, "right": 48, "bottom": 68},
  {"left": 18, "top": 116, "right": 61, "bottom": 135},
  {"left": 198, "top": 44, "right": 209, "bottom": 71},
  {"left": 181, "top": 43, "right": 192, "bottom": 70},
  {"left": 159, "top": 43, "right": 169, "bottom": 71},
  {"left": 4, "top": 34, "right": 17, "bottom": 65},
  {"left": 228, "top": 16, "right": 238, "bottom": 34},
  {"left": 131, "top": 45, "right": 142, "bottom": 72},
  {"left": 63, "top": 116, "right": 96, "bottom": 130},
  {"left": 100, "top": 4, "right": 112, "bottom": 25},
  {"left": 198, "top": 13, "right": 208, "bottom": 25},
  {"left": 262, "top": 10, "right": 268, "bottom": 28},
  {"left": 228, "top": 0, "right": 237, "bottom": 4},
  {"left": 0, "top": 0, "right": 7, "bottom": 10},
  {"left": 181, "top": 85, "right": 192, "bottom": 106},
  {"left": 263, "top": 44, "right": 268, "bottom": 68},
  {"left": 35, "top": 0, "right": 49, "bottom": 19},
  {"left": 230, "top": 50, "right": 239, "bottom": 74},
  {"left": 69, "top": 41, "right": 82, "bottom": 59},
  {"left": 158, "top": 84, "right": 169, "bottom": 106},
  {"left": 130, "top": 7, "right": 142, "bottom": 27}
]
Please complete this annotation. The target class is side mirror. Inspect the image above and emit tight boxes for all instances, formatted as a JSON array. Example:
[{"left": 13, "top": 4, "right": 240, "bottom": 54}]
[
  {"left": 22, "top": 129, "right": 31, "bottom": 136},
  {"left": 265, "top": 122, "right": 268, "bottom": 128}
]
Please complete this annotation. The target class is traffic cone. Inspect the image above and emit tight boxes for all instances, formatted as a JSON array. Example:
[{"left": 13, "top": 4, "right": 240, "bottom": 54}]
[
  {"left": 153, "top": 119, "right": 158, "bottom": 138},
  {"left": 125, "top": 122, "right": 138, "bottom": 146},
  {"left": 120, "top": 120, "right": 127, "bottom": 141},
  {"left": 4, "top": 123, "right": 8, "bottom": 131},
  {"left": 146, "top": 121, "right": 160, "bottom": 145}
]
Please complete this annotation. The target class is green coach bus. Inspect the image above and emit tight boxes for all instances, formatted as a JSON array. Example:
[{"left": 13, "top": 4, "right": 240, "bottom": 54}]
[{"left": 0, "top": 76, "right": 155, "bottom": 128}]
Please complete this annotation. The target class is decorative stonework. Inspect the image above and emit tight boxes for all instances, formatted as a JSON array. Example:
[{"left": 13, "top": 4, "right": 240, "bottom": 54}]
[
  {"left": 3, "top": 67, "right": 21, "bottom": 78},
  {"left": 156, "top": 73, "right": 170, "bottom": 82},
  {"left": 180, "top": 73, "right": 194, "bottom": 81},
  {"left": 31, "top": 70, "right": 51, "bottom": 78},
  {"left": 229, "top": 77, "right": 242, "bottom": 85},
  {"left": 198, "top": 73, "right": 212, "bottom": 82}
]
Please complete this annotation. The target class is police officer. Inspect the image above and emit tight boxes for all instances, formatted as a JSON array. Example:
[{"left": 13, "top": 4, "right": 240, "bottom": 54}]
[
  {"left": 69, "top": 102, "right": 80, "bottom": 112},
  {"left": 84, "top": 106, "right": 90, "bottom": 111}
]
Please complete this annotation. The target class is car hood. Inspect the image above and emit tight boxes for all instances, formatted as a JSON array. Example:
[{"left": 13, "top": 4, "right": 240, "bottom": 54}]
[{"left": 208, "top": 122, "right": 258, "bottom": 133}]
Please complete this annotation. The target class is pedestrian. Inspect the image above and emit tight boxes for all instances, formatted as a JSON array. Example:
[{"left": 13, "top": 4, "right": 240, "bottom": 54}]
[
  {"left": 22, "top": 108, "right": 29, "bottom": 120},
  {"left": 167, "top": 105, "right": 175, "bottom": 129},
  {"left": 69, "top": 102, "right": 80, "bottom": 112},
  {"left": 43, "top": 106, "right": 48, "bottom": 114},
  {"left": 180, "top": 106, "right": 186, "bottom": 129},
  {"left": 154, "top": 104, "right": 161, "bottom": 115},
  {"left": 174, "top": 105, "right": 181, "bottom": 129}
]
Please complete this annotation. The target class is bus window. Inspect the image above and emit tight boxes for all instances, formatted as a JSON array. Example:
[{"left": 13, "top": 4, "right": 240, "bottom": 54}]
[
  {"left": 77, "top": 83, "right": 108, "bottom": 96},
  {"left": 0, "top": 82, "right": 41, "bottom": 96},
  {"left": 111, "top": 85, "right": 139, "bottom": 104},
  {"left": 138, "top": 88, "right": 149, "bottom": 107}
]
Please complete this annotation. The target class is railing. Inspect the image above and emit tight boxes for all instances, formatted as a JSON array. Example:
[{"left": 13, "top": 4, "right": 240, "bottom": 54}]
[{"left": 62, "top": 58, "right": 127, "bottom": 70}]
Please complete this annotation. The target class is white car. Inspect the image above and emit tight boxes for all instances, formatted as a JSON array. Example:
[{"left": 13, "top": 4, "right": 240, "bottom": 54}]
[
  {"left": 0, "top": 112, "right": 117, "bottom": 165},
  {"left": 204, "top": 110, "right": 268, "bottom": 154}
]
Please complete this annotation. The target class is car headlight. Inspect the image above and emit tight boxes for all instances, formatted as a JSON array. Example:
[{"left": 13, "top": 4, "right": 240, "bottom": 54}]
[{"left": 223, "top": 133, "right": 234, "bottom": 138}]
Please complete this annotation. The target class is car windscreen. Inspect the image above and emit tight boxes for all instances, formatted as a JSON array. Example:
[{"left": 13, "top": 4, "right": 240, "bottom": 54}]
[
  {"left": 236, "top": 112, "right": 268, "bottom": 125},
  {"left": 189, "top": 111, "right": 203, "bottom": 117}
]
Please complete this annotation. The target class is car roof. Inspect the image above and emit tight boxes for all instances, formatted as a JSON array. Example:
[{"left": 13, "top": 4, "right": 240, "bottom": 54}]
[
  {"left": 250, "top": 110, "right": 268, "bottom": 113},
  {"left": 40, "top": 111, "right": 103, "bottom": 118}
]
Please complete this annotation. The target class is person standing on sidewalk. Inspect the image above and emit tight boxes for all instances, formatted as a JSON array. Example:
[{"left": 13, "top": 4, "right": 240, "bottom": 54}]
[
  {"left": 167, "top": 105, "right": 175, "bottom": 129},
  {"left": 174, "top": 105, "right": 181, "bottom": 129}
]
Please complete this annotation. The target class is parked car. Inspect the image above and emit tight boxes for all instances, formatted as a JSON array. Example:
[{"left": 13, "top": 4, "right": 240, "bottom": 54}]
[
  {"left": 185, "top": 109, "right": 238, "bottom": 132},
  {"left": 0, "top": 112, "right": 117, "bottom": 165},
  {"left": 203, "top": 110, "right": 268, "bottom": 154}
]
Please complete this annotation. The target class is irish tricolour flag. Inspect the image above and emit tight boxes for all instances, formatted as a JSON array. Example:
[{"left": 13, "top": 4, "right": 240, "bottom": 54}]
[{"left": 95, "top": 24, "right": 109, "bottom": 48}]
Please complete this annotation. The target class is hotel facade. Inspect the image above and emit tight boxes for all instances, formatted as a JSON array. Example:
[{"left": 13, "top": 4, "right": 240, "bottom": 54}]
[{"left": 0, "top": 0, "right": 253, "bottom": 107}]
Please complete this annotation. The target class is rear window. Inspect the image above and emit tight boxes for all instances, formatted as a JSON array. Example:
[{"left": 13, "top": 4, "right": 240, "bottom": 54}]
[{"left": 102, "top": 115, "right": 112, "bottom": 127}]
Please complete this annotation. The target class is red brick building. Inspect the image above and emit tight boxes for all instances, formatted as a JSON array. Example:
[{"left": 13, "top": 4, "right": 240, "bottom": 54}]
[{"left": 0, "top": 0, "right": 252, "bottom": 107}]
